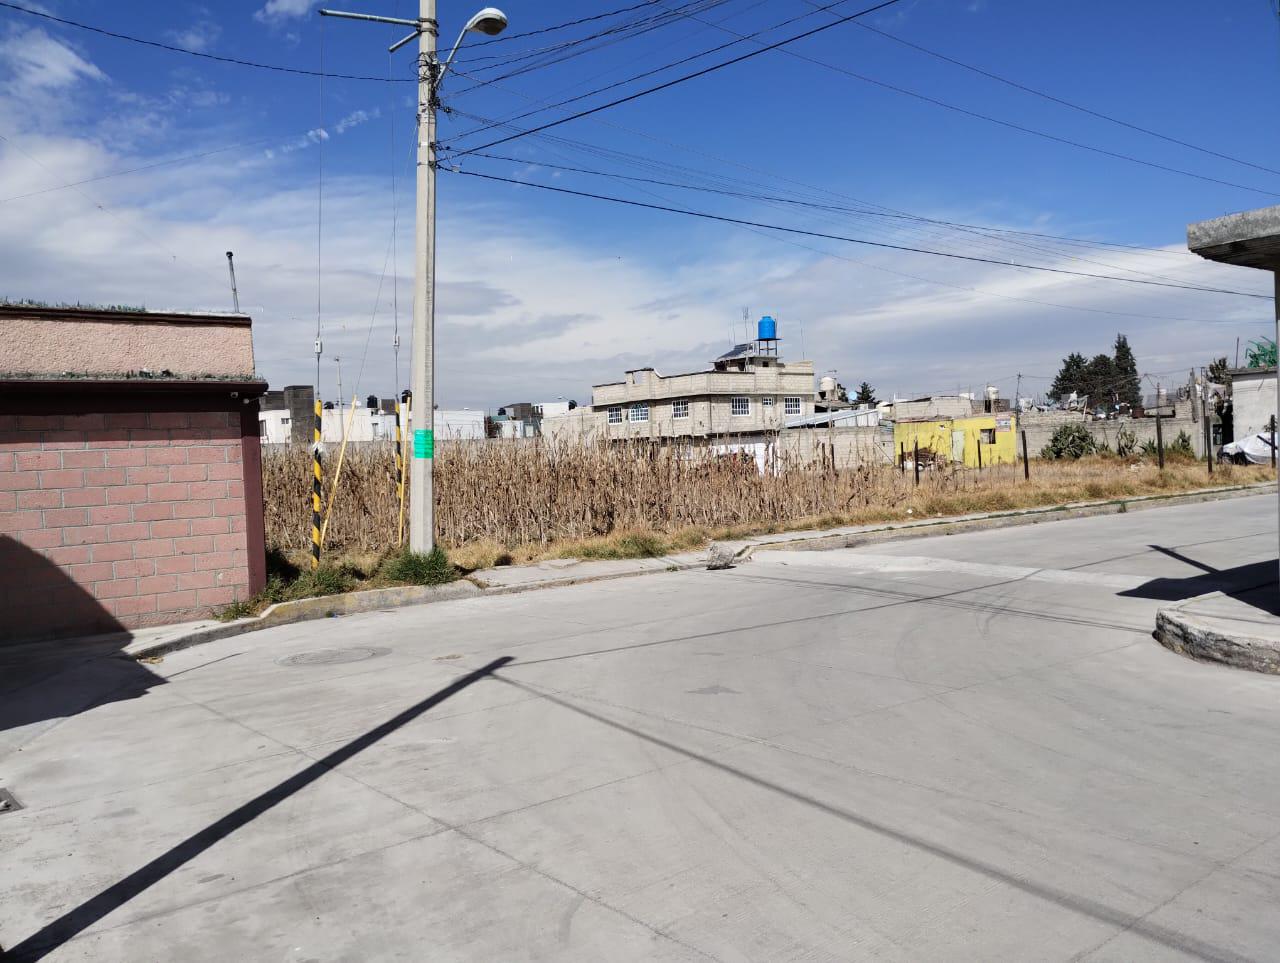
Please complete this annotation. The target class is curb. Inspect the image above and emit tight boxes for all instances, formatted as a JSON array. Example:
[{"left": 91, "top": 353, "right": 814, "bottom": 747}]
[
  {"left": 124, "top": 481, "right": 1273, "bottom": 661},
  {"left": 749, "top": 482, "right": 1272, "bottom": 554},
  {"left": 1156, "top": 597, "right": 1280, "bottom": 675}
]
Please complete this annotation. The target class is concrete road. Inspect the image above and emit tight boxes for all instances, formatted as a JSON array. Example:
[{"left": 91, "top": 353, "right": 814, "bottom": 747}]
[{"left": 3, "top": 495, "right": 1279, "bottom": 961}]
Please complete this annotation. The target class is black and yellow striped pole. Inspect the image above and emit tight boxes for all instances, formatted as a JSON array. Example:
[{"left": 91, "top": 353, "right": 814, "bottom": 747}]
[
  {"left": 393, "top": 400, "right": 405, "bottom": 547},
  {"left": 311, "top": 399, "right": 322, "bottom": 570}
]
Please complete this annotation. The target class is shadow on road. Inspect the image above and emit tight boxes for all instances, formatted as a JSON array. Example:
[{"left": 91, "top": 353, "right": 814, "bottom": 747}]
[
  {"left": 0, "top": 537, "right": 164, "bottom": 737},
  {"left": 493, "top": 670, "right": 1247, "bottom": 963},
  {"left": 4, "top": 657, "right": 513, "bottom": 962},
  {"left": 1118, "top": 546, "right": 1280, "bottom": 615}
]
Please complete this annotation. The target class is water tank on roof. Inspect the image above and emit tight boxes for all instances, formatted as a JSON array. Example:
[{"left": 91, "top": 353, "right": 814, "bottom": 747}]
[
  {"left": 819, "top": 375, "right": 837, "bottom": 396},
  {"left": 757, "top": 315, "right": 777, "bottom": 341}
]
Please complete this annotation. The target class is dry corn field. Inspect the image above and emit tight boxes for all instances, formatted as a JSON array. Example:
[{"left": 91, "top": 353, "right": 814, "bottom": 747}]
[{"left": 261, "top": 440, "right": 1274, "bottom": 562}]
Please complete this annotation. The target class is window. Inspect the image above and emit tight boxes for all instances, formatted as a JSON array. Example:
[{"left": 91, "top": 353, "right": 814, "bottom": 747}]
[
  {"left": 784, "top": 396, "right": 803, "bottom": 416},
  {"left": 731, "top": 396, "right": 750, "bottom": 417},
  {"left": 607, "top": 406, "right": 622, "bottom": 425},
  {"left": 672, "top": 399, "right": 689, "bottom": 419},
  {"left": 762, "top": 396, "right": 774, "bottom": 408},
  {"left": 629, "top": 402, "right": 649, "bottom": 422},
  {"left": 980, "top": 428, "right": 996, "bottom": 444},
  {"left": 280, "top": 417, "right": 291, "bottom": 425}
]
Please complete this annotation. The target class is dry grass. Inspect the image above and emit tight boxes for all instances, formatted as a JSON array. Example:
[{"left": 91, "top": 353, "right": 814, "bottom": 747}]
[{"left": 261, "top": 440, "right": 1273, "bottom": 565}]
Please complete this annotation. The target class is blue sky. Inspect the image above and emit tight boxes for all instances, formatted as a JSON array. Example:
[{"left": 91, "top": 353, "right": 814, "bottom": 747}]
[{"left": 1, "top": 0, "right": 1278, "bottom": 409}]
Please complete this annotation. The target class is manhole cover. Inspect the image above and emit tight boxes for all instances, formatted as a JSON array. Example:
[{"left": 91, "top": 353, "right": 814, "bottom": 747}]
[
  {"left": 0, "top": 788, "right": 23, "bottom": 815},
  {"left": 277, "top": 647, "right": 391, "bottom": 667}
]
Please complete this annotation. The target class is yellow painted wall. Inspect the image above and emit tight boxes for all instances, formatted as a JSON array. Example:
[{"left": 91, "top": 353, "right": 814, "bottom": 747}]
[{"left": 892, "top": 414, "right": 1017, "bottom": 467}]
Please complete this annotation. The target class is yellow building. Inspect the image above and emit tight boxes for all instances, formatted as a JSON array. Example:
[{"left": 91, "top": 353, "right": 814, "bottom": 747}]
[{"left": 893, "top": 413, "right": 1018, "bottom": 468}]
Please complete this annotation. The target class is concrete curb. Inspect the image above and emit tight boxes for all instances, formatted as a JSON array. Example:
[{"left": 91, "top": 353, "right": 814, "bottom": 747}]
[
  {"left": 748, "top": 482, "right": 1273, "bottom": 554},
  {"left": 1156, "top": 598, "right": 1280, "bottom": 675},
  {"left": 122, "top": 481, "right": 1272, "bottom": 661}
]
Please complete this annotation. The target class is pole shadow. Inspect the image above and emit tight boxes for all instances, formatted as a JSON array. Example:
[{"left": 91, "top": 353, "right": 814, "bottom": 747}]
[
  {"left": 1117, "top": 545, "right": 1279, "bottom": 615},
  {"left": 4, "top": 657, "right": 512, "bottom": 962}
]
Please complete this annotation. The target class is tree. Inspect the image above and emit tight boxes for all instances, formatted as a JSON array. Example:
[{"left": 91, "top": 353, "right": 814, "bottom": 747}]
[
  {"left": 1048, "top": 352, "right": 1087, "bottom": 402},
  {"left": 1247, "top": 338, "right": 1277, "bottom": 368},
  {"left": 1084, "top": 354, "right": 1119, "bottom": 407},
  {"left": 854, "top": 381, "right": 877, "bottom": 406},
  {"left": 1207, "top": 357, "right": 1231, "bottom": 389},
  {"left": 1112, "top": 334, "right": 1141, "bottom": 408}
]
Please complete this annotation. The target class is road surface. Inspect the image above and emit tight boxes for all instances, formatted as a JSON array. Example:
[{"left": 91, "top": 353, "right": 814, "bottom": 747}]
[{"left": 3, "top": 495, "right": 1279, "bottom": 961}]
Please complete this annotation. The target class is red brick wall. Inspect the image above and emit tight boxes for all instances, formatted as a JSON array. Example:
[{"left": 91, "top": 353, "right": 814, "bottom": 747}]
[{"left": 1, "top": 395, "right": 264, "bottom": 642}]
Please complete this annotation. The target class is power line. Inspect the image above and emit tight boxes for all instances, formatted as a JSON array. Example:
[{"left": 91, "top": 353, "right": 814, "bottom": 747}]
[
  {"left": 445, "top": 92, "right": 1202, "bottom": 267},
  {"left": 442, "top": 167, "right": 1271, "bottom": 299},
  {"left": 456, "top": 0, "right": 722, "bottom": 67},
  {"left": 450, "top": 0, "right": 736, "bottom": 90},
  {"left": 465, "top": 0, "right": 665, "bottom": 48},
  {"left": 632, "top": 0, "right": 1280, "bottom": 198},
  {"left": 447, "top": 0, "right": 907, "bottom": 156},
  {"left": 838, "top": 8, "right": 1280, "bottom": 179},
  {"left": 446, "top": 120, "right": 1247, "bottom": 327},
  {"left": 444, "top": 0, "right": 857, "bottom": 143},
  {"left": 0, "top": 0, "right": 412, "bottom": 82},
  {"left": 456, "top": 149, "right": 1202, "bottom": 285}
]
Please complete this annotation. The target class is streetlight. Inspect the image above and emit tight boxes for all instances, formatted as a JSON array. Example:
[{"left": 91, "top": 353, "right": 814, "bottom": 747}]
[{"left": 319, "top": 2, "right": 508, "bottom": 554}]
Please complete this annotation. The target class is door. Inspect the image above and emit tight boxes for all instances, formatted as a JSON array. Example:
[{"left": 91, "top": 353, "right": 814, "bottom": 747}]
[{"left": 951, "top": 430, "right": 965, "bottom": 463}]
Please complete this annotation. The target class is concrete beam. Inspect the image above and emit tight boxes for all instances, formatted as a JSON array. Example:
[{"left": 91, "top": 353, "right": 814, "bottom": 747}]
[{"left": 1187, "top": 203, "right": 1280, "bottom": 269}]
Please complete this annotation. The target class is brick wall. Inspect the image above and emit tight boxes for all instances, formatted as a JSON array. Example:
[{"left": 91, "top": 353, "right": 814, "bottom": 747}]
[{"left": 1, "top": 395, "right": 265, "bottom": 642}]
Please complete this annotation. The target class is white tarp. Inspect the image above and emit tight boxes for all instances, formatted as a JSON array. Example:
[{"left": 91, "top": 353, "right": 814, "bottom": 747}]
[{"left": 1221, "top": 432, "right": 1276, "bottom": 465}]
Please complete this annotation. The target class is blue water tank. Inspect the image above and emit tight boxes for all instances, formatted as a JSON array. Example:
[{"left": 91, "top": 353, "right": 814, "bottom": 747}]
[{"left": 757, "top": 315, "right": 777, "bottom": 341}]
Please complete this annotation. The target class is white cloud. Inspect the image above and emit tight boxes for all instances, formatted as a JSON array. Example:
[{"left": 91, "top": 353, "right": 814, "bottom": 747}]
[
  {"left": 254, "top": 0, "right": 317, "bottom": 23},
  {"left": 0, "top": 27, "right": 105, "bottom": 93},
  {"left": 0, "top": 61, "right": 1269, "bottom": 410},
  {"left": 167, "top": 20, "right": 222, "bottom": 53},
  {"left": 265, "top": 109, "right": 378, "bottom": 157}
]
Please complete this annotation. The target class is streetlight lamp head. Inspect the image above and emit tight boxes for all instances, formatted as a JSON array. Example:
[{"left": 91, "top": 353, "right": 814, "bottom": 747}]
[{"left": 465, "top": 7, "right": 508, "bottom": 35}]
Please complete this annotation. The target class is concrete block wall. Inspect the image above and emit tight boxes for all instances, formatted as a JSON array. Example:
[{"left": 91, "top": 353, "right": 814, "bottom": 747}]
[
  {"left": 779, "top": 427, "right": 894, "bottom": 467},
  {"left": 1, "top": 405, "right": 259, "bottom": 641},
  {"left": 1019, "top": 401, "right": 1202, "bottom": 458}
]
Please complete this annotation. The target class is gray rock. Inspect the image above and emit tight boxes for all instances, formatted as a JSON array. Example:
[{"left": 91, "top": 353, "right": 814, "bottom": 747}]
[{"left": 706, "top": 543, "right": 754, "bottom": 570}]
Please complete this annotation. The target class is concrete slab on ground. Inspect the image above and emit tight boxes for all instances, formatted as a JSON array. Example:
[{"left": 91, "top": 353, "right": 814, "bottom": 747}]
[{"left": 4, "top": 494, "right": 1280, "bottom": 961}]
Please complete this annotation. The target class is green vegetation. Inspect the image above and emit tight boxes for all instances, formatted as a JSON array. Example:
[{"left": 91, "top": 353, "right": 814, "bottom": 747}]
[
  {"left": 1168, "top": 430, "right": 1196, "bottom": 459},
  {"left": 1040, "top": 423, "right": 1099, "bottom": 460},
  {"left": 1048, "top": 333, "right": 1141, "bottom": 408},
  {"left": 216, "top": 546, "right": 458, "bottom": 621},
  {"left": 379, "top": 546, "right": 456, "bottom": 585}
]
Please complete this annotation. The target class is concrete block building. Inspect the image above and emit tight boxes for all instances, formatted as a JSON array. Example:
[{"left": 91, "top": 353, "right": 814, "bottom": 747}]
[
  {"left": 0, "top": 304, "right": 268, "bottom": 642},
  {"left": 586, "top": 319, "right": 815, "bottom": 442}
]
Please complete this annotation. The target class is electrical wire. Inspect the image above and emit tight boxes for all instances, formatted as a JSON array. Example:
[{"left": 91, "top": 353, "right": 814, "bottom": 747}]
[
  {"left": 445, "top": 0, "right": 857, "bottom": 142},
  {"left": 0, "top": 0, "right": 413, "bottom": 83},
  {"left": 444, "top": 98, "right": 1202, "bottom": 267},
  {"left": 446, "top": 0, "right": 906, "bottom": 156},
  {"left": 450, "top": 0, "right": 735, "bottom": 88},
  {"left": 836, "top": 6, "right": 1280, "bottom": 179},
  {"left": 442, "top": 167, "right": 1271, "bottom": 300},
  {"left": 463, "top": 0, "right": 665, "bottom": 49},
  {"left": 456, "top": 149, "right": 1206, "bottom": 287},
  {"left": 443, "top": 117, "right": 1253, "bottom": 327},
  {"left": 617, "top": 0, "right": 1280, "bottom": 198}
]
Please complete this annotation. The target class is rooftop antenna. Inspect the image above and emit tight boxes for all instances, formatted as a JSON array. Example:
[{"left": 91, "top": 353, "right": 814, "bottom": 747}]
[
  {"left": 740, "top": 306, "right": 748, "bottom": 345},
  {"left": 225, "top": 251, "right": 240, "bottom": 314}
]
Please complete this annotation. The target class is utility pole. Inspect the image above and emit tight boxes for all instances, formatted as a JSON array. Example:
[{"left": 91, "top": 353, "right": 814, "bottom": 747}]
[
  {"left": 225, "top": 251, "right": 240, "bottom": 313},
  {"left": 320, "top": 2, "right": 507, "bottom": 554}
]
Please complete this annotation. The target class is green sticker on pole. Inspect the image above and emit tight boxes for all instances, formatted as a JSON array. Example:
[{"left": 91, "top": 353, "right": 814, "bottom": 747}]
[{"left": 413, "top": 428, "right": 434, "bottom": 459}]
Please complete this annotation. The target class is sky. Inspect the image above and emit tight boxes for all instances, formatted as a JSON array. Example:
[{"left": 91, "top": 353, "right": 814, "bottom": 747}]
[{"left": 2, "top": 0, "right": 1279, "bottom": 410}]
